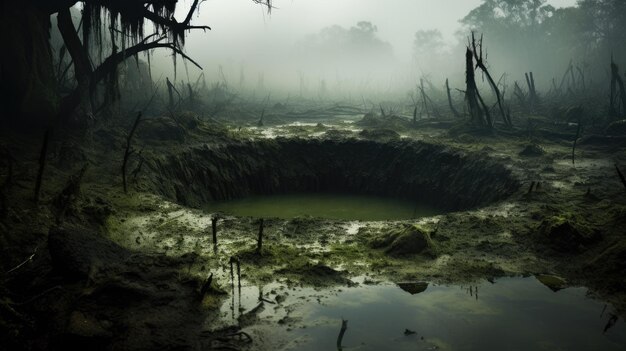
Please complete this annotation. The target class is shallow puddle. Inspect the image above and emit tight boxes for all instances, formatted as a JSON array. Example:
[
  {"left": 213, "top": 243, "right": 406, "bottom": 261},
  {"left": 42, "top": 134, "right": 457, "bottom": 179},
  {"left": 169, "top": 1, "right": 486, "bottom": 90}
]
[
  {"left": 204, "top": 193, "right": 440, "bottom": 220},
  {"left": 213, "top": 277, "right": 626, "bottom": 350}
]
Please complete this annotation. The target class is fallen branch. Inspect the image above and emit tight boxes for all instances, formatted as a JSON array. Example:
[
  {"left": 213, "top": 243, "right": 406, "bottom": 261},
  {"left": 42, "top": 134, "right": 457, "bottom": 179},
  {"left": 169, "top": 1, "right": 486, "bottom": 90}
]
[{"left": 470, "top": 32, "right": 511, "bottom": 127}]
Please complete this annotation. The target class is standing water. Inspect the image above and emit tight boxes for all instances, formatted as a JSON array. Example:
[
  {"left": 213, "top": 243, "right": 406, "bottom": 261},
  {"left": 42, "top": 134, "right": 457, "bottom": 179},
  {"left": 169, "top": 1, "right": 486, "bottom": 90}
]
[
  {"left": 213, "top": 277, "right": 626, "bottom": 351},
  {"left": 204, "top": 193, "right": 440, "bottom": 220}
]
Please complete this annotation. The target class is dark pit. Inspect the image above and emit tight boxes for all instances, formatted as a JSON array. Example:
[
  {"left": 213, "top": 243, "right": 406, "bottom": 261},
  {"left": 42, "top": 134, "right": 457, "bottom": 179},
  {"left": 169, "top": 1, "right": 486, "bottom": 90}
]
[{"left": 142, "top": 138, "right": 521, "bottom": 213}]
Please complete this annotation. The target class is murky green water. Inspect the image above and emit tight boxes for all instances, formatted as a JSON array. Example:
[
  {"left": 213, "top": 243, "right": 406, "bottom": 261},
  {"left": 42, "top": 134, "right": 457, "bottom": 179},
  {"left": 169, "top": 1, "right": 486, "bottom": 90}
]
[
  {"left": 215, "top": 277, "right": 626, "bottom": 350},
  {"left": 205, "top": 193, "right": 439, "bottom": 220}
]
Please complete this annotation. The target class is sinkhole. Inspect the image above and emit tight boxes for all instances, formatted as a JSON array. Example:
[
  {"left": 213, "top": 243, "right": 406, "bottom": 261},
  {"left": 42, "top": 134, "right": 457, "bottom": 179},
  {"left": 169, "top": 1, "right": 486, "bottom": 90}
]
[{"left": 144, "top": 138, "right": 521, "bottom": 218}]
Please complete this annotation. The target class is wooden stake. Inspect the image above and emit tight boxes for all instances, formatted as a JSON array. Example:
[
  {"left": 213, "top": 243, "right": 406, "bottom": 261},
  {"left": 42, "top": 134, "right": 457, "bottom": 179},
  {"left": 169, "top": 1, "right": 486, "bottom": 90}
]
[
  {"left": 211, "top": 215, "right": 219, "bottom": 246},
  {"left": 256, "top": 219, "right": 264, "bottom": 255}
]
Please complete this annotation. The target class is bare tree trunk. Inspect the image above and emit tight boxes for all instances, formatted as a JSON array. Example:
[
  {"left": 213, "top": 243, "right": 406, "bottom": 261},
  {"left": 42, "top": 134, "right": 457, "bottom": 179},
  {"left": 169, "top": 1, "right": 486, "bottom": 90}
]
[
  {"left": 445, "top": 79, "right": 461, "bottom": 118},
  {"left": 122, "top": 112, "right": 142, "bottom": 194},
  {"left": 465, "top": 48, "right": 488, "bottom": 127},
  {"left": 470, "top": 33, "right": 511, "bottom": 126},
  {"left": 610, "top": 58, "right": 626, "bottom": 119},
  {"left": 57, "top": 7, "right": 93, "bottom": 117}
]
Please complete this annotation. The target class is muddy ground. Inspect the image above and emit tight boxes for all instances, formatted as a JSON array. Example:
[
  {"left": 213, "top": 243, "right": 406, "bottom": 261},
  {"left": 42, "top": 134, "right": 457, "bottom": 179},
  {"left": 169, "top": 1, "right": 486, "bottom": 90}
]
[{"left": 1, "top": 109, "right": 625, "bottom": 350}]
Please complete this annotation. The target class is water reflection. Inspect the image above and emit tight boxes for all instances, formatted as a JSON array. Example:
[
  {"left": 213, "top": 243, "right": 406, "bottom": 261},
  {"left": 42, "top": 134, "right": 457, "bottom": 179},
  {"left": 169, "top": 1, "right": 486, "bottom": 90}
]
[{"left": 213, "top": 276, "right": 625, "bottom": 351}]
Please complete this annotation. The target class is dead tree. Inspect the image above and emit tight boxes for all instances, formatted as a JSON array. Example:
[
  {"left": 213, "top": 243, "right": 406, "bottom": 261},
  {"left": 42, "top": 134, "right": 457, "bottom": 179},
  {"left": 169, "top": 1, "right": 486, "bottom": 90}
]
[
  {"left": 419, "top": 79, "right": 430, "bottom": 118},
  {"left": 513, "top": 81, "right": 528, "bottom": 109},
  {"left": 558, "top": 60, "right": 576, "bottom": 95},
  {"left": 465, "top": 48, "right": 490, "bottom": 127},
  {"left": 524, "top": 72, "right": 538, "bottom": 109},
  {"left": 610, "top": 57, "right": 626, "bottom": 119},
  {"left": 418, "top": 78, "right": 441, "bottom": 118},
  {"left": 56, "top": 0, "right": 211, "bottom": 121},
  {"left": 166, "top": 77, "right": 182, "bottom": 111},
  {"left": 34, "top": 128, "right": 51, "bottom": 203},
  {"left": 470, "top": 33, "right": 512, "bottom": 127},
  {"left": 187, "top": 83, "right": 194, "bottom": 106},
  {"left": 409, "top": 95, "right": 418, "bottom": 124},
  {"left": 122, "top": 112, "right": 142, "bottom": 194},
  {"left": 445, "top": 78, "right": 462, "bottom": 118}
]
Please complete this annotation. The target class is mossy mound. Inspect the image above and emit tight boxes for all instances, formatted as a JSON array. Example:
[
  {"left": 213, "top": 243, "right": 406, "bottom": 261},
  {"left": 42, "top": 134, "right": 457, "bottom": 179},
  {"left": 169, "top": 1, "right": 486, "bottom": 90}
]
[
  {"left": 368, "top": 224, "right": 436, "bottom": 257},
  {"left": 519, "top": 143, "right": 546, "bottom": 157},
  {"left": 535, "top": 215, "right": 601, "bottom": 253}
]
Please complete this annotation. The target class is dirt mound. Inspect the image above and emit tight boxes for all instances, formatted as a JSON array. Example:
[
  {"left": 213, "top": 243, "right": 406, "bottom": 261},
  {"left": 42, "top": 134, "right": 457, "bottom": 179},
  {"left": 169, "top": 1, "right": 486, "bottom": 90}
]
[
  {"left": 369, "top": 224, "right": 436, "bottom": 257},
  {"left": 49, "top": 226, "right": 130, "bottom": 278},
  {"left": 46, "top": 226, "right": 228, "bottom": 350},
  {"left": 535, "top": 215, "right": 601, "bottom": 253},
  {"left": 519, "top": 143, "right": 546, "bottom": 157}
]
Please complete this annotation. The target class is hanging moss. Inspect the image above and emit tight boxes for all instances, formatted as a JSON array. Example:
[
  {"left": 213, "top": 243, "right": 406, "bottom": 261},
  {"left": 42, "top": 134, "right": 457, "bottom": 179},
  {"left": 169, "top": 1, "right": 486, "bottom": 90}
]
[{"left": 81, "top": 0, "right": 180, "bottom": 52}]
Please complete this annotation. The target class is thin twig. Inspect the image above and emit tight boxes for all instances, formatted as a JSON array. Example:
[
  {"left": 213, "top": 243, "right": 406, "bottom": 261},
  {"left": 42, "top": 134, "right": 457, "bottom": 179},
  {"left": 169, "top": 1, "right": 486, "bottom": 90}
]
[{"left": 5, "top": 246, "right": 39, "bottom": 274}]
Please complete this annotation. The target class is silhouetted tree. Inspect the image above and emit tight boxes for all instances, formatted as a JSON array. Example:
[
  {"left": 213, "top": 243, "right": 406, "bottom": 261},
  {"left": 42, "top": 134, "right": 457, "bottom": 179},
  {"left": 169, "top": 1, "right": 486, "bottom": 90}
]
[{"left": 0, "top": 0, "right": 267, "bottom": 126}]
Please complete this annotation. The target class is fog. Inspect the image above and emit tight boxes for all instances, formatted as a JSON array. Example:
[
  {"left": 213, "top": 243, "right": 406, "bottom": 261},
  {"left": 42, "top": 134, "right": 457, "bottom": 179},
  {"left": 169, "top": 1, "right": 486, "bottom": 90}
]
[{"left": 149, "top": 0, "right": 579, "bottom": 98}]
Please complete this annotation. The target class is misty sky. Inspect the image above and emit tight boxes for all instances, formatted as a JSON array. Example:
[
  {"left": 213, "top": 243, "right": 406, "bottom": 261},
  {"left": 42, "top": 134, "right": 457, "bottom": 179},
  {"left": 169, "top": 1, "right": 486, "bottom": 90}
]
[{"left": 176, "top": 0, "right": 577, "bottom": 66}]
